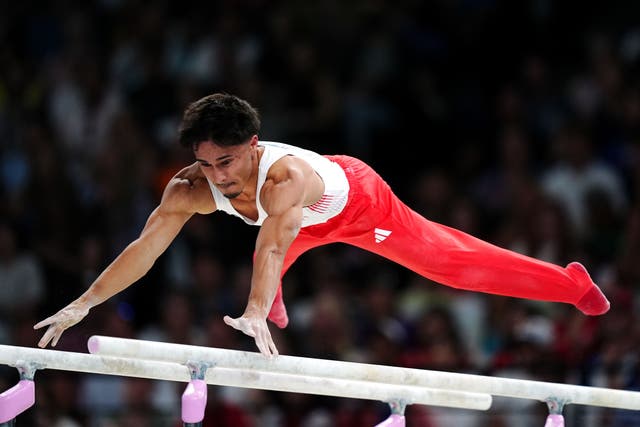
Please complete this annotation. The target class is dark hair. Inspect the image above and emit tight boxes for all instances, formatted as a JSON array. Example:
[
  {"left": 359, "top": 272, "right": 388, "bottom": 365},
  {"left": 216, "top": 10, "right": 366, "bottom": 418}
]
[{"left": 178, "top": 93, "right": 261, "bottom": 148}]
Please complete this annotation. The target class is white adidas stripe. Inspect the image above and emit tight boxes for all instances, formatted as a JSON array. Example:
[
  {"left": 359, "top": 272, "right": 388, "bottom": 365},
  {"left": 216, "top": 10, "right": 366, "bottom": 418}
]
[{"left": 374, "top": 228, "right": 392, "bottom": 243}]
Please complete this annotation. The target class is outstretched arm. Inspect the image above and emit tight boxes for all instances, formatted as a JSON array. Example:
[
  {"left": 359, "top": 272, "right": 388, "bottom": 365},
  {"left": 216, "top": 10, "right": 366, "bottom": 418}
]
[
  {"left": 224, "top": 159, "right": 309, "bottom": 357},
  {"left": 224, "top": 208, "right": 302, "bottom": 356},
  {"left": 35, "top": 165, "right": 214, "bottom": 347}
]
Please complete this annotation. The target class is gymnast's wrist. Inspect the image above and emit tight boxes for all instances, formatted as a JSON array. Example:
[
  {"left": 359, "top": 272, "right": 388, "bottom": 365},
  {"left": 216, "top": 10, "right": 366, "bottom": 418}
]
[
  {"left": 76, "top": 293, "right": 100, "bottom": 310},
  {"left": 244, "top": 302, "right": 269, "bottom": 318}
]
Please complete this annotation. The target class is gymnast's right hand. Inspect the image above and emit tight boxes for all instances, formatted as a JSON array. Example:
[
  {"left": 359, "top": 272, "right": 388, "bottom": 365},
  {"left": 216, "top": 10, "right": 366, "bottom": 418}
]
[
  {"left": 34, "top": 301, "right": 90, "bottom": 348},
  {"left": 223, "top": 312, "right": 279, "bottom": 358}
]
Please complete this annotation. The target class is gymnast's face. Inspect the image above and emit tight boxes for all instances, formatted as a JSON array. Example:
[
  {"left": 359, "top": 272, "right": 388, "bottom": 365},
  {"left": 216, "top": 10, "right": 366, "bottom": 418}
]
[{"left": 194, "top": 136, "right": 259, "bottom": 199}]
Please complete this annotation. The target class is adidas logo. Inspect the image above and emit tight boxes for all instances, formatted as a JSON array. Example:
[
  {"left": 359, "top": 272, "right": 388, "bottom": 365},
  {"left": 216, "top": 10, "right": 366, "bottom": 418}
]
[{"left": 374, "top": 228, "right": 392, "bottom": 243}]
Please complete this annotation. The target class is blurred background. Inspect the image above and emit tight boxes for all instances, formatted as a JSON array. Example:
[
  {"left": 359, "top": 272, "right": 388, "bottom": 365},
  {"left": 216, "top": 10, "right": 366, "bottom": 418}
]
[{"left": 1, "top": 0, "right": 640, "bottom": 426}]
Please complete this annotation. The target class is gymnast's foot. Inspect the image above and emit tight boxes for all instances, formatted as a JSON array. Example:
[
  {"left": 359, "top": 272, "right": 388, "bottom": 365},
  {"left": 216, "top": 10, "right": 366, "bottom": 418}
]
[
  {"left": 267, "top": 294, "right": 289, "bottom": 329},
  {"left": 568, "top": 262, "right": 610, "bottom": 316}
]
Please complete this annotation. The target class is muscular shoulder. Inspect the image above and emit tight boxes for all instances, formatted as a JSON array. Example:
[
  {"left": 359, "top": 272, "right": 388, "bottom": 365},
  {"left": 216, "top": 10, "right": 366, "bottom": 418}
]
[
  {"left": 262, "top": 155, "right": 322, "bottom": 214},
  {"left": 161, "top": 163, "right": 216, "bottom": 215},
  {"left": 267, "top": 155, "right": 310, "bottom": 183}
]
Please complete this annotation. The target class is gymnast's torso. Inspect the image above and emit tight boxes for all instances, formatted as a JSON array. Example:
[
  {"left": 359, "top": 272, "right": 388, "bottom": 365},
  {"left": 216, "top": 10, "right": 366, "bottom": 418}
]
[{"left": 206, "top": 141, "right": 350, "bottom": 227}]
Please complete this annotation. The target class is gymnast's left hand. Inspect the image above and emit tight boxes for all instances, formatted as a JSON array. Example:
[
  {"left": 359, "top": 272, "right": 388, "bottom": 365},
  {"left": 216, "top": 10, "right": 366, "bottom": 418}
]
[
  {"left": 33, "top": 300, "right": 90, "bottom": 348},
  {"left": 223, "top": 312, "right": 279, "bottom": 358}
]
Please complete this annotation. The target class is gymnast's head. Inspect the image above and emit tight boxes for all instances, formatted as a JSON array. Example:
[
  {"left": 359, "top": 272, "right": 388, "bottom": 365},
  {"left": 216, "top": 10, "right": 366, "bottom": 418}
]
[{"left": 178, "top": 93, "right": 261, "bottom": 150}]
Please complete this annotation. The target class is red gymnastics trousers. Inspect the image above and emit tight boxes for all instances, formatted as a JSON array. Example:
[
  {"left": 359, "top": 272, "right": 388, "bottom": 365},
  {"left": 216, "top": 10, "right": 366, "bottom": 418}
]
[{"left": 267, "top": 155, "right": 610, "bottom": 328}]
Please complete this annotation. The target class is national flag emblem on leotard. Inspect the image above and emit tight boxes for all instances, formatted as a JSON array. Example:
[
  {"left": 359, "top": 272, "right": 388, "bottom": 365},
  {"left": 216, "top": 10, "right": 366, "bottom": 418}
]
[{"left": 374, "top": 228, "right": 392, "bottom": 243}]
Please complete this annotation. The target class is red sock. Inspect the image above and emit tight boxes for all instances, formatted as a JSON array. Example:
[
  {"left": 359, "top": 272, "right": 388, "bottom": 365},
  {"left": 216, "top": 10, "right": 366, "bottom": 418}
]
[
  {"left": 267, "top": 287, "right": 289, "bottom": 328},
  {"left": 568, "top": 262, "right": 610, "bottom": 315}
]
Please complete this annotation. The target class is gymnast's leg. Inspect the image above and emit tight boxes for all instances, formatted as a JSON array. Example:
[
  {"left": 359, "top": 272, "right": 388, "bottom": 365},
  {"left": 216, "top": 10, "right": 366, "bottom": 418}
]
[{"left": 340, "top": 177, "right": 609, "bottom": 315}]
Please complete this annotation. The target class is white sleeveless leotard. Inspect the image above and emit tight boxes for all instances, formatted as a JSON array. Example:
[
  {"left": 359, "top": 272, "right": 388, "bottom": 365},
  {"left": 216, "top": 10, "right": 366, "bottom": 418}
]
[{"left": 207, "top": 141, "right": 349, "bottom": 227}]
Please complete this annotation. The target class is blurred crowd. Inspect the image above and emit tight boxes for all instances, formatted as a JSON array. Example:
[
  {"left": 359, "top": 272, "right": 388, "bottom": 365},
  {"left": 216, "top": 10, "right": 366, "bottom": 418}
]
[{"left": 1, "top": 1, "right": 640, "bottom": 426}]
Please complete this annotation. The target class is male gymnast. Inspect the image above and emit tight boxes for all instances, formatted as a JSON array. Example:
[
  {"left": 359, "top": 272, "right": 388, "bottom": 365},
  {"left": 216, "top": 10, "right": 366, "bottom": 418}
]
[{"left": 35, "top": 93, "right": 610, "bottom": 357}]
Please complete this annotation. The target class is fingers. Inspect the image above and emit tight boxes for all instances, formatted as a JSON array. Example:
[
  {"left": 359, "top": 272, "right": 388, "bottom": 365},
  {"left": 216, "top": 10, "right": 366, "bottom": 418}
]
[
  {"left": 259, "top": 330, "right": 279, "bottom": 358},
  {"left": 223, "top": 316, "right": 256, "bottom": 337},
  {"left": 35, "top": 312, "right": 71, "bottom": 348},
  {"left": 222, "top": 315, "right": 237, "bottom": 329},
  {"left": 253, "top": 322, "right": 278, "bottom": 358},
  {"left": 255, "top": 331, "right": 269, "bottom": 357},
  {"left": 223, "top": 315, "right": 279, "bottom": 358},
  {"left": 33, "top": 316, "right": 54, "bottom": 330},
  {"left": 37, "top": 325, "right": 59, "bottom": 348},
  {"left": 51, "top": 328, "right": 64, "bottom": 347},
  {"left": 268, "top": 337, "right": 279, "bottom": 357}
]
